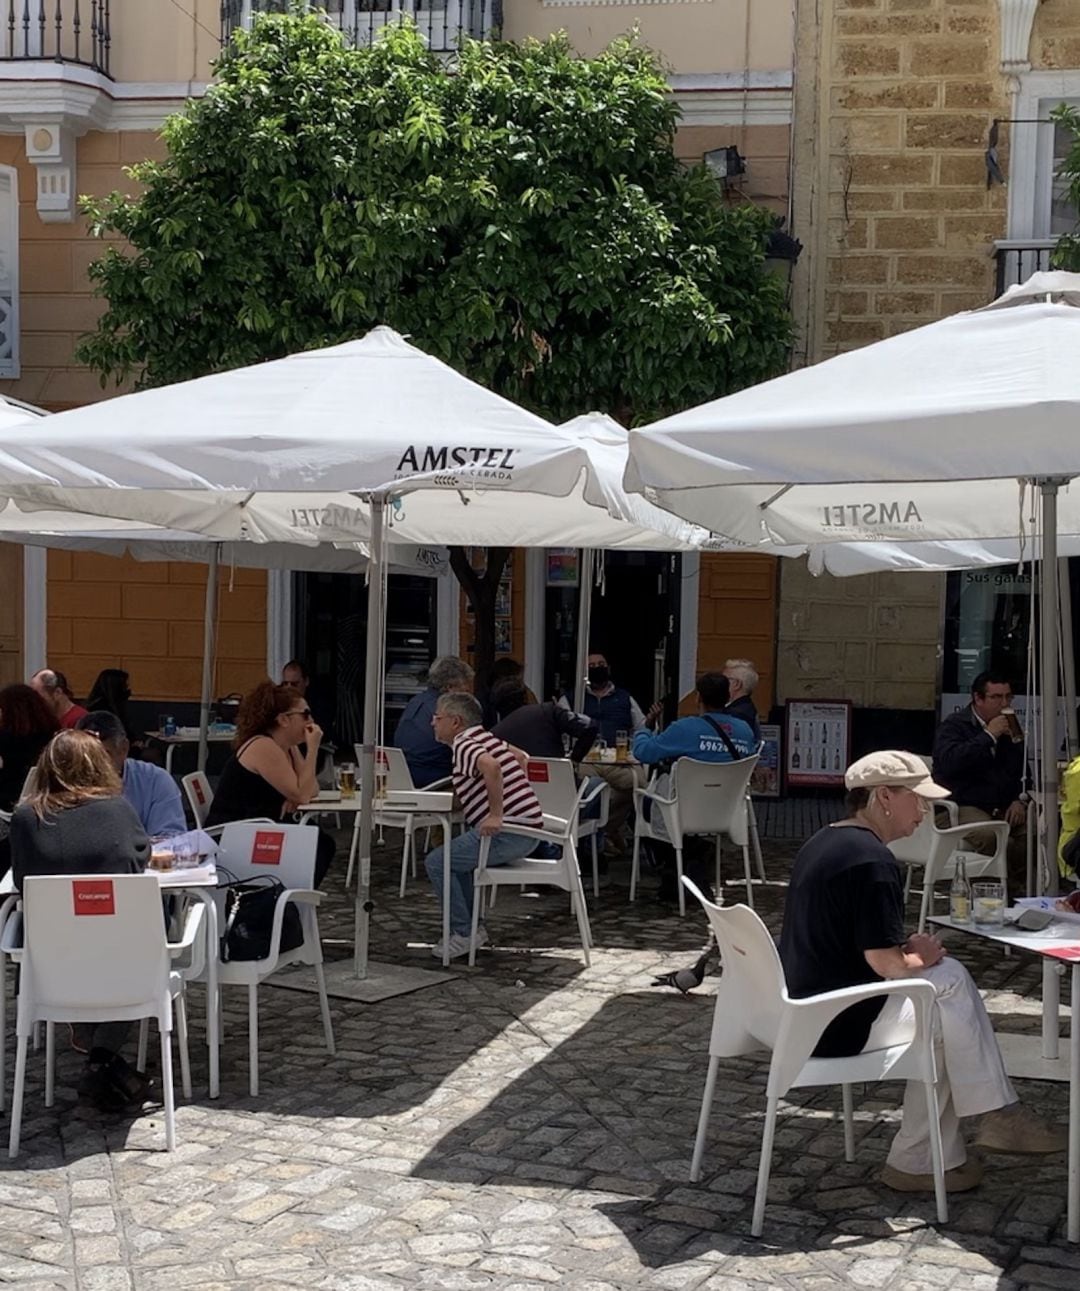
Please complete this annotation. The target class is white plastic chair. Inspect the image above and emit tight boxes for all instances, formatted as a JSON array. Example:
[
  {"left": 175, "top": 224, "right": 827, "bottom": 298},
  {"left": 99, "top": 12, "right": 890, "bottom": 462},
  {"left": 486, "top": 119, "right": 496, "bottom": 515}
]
[
  {"left": 345, "top": 745, "right": 451, "bottom": 892},
  {"left": 524, "top": 758, "right": 609, "bottom": 898},
  {"left": 0, "top": 891, "right": 19, "bottom": 1112},
  {"left": 182, "top": 771, "right": 213, "bottom": 828},
  {"left": 211, "top": 821, "right": 335, "bottom": 1096},
  {"left": 5, "top": 874, "right": 204, "bottom": 1157},
  {"left": 682, "top": 878, "right": 946, "bottom": 1235},
  {"left": 468, "top": 782, "right": 594, "bottom": 968},
  {"left": 888, "top": 802, "right": 1010, "bottom": 932},
  {"left": 630, "top": 755, "right": 760, "bottom": 916}
]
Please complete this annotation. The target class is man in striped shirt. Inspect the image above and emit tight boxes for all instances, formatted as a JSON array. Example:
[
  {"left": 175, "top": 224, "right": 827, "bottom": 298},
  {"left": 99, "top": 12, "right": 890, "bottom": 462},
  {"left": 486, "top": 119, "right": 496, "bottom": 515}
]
[{"left": 424, "top": 691, "right": 543, "bottom": 960}]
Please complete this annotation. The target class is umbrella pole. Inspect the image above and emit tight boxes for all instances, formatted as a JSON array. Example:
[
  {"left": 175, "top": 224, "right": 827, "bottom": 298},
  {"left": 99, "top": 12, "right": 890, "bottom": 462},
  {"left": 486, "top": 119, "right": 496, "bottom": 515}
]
[
  {"left": 1040, "top": 482, "right": 1064, "bottom": 897},
  {"left": 1060, "top": 555, "right": 1078, "bottom": 757},
  {"left": 573, "top": 549, "right": 595, "bottom": 712},
  {"left": 197, "top": 543, "right": 221, "bottom": 774},
  {"left": 353, "top": 492, "right": 385, "bottom": 978}
]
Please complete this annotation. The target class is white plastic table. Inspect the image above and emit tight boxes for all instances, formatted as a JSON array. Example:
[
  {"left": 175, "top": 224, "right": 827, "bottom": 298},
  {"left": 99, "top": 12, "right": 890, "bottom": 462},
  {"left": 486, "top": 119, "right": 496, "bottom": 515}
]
[
  {"left": 149, "top": 729, "right": 235, "bottom": 775},
  {"left": 931, "top": 912, "right": 1080, "bottom": 1241},
  {"left": 297, "top": 791, "right": 461, "bottom": 966},
  {"left": 1, "top": 863, "right": 222, "bottom": 1099}
]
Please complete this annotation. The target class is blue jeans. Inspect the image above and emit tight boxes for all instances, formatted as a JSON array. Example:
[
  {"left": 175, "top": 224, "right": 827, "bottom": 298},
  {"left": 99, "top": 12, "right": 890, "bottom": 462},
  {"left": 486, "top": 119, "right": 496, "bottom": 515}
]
[{"left": 424, "top": 828, "right": 538, "bottom": 936}]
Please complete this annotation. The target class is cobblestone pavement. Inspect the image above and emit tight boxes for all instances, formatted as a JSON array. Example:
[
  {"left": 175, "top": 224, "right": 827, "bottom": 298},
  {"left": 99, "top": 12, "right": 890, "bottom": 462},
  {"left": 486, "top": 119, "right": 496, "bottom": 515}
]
[{"left": 2, "top": 832, "right": 1079, "bottom": 1290}]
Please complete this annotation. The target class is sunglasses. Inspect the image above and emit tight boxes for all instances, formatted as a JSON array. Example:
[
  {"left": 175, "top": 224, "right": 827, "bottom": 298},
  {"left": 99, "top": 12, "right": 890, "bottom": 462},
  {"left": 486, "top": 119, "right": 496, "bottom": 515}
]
[{"left": 289, "top": 708, "right": 312, "bottom": 720}]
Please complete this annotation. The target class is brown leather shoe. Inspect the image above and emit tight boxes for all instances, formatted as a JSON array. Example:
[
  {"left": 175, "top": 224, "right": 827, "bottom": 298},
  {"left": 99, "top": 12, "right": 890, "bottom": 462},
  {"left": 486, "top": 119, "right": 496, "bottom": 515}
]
[
  {"left": 975, "top": 1105, "right": 1067, "bottom": 1154},
  {"left": 881, "top": 1158, "right": 983, "bottom": 1193}
]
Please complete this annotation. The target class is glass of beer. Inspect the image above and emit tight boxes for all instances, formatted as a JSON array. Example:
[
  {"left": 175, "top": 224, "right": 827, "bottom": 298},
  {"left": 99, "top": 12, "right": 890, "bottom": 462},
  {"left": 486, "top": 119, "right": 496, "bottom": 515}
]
[
  {"left": 615, "top": 730, "right": 629, "bottom": 763},
  {"left": 338, "top": 762, "right": 357, "bottom": 799},
  {"left": 1001, "top": 707, "right": 1024, "bottom": 743}
]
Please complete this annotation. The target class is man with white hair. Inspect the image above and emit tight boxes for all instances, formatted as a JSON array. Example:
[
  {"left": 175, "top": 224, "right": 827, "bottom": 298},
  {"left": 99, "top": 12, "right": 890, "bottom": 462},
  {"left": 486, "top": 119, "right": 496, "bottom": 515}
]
[
  {"left": 722, "top": 658, "right": 761, "bottom": 741},
  {"left": 30, "top": 668, "right": 87, "bottom": 730},
  {"left": 393, "top": 655, "right": 475, "bottom": 787}
]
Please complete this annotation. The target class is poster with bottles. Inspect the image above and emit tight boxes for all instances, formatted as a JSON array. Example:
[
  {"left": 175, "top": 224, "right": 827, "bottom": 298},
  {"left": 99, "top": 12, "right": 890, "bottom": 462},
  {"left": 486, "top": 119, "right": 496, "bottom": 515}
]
[
  {"left": 785, "top": 700, "right": 852, "bottom": 788},
  {"left": 750, "top": 724, "right": 781, "bottom": 798}
]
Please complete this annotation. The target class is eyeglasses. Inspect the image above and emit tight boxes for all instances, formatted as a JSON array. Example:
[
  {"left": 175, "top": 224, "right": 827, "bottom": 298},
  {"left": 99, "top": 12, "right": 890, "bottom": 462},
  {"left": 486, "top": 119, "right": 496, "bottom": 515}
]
[{"left": 289, "top": 708, "right": 312, "bottom": 720}]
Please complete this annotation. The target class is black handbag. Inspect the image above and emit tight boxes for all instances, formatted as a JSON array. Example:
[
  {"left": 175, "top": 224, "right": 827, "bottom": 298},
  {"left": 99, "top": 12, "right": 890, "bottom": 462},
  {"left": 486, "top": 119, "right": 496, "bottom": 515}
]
[{"left": 218, "top": 872, "right": 304, "bottom": 963}]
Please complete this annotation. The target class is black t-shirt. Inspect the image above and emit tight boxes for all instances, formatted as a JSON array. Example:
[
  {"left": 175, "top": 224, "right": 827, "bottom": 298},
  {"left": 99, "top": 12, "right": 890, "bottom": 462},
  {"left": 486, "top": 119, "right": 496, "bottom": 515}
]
[{"left": 778, "top": 823, "right": 907, "bottom": 1057}]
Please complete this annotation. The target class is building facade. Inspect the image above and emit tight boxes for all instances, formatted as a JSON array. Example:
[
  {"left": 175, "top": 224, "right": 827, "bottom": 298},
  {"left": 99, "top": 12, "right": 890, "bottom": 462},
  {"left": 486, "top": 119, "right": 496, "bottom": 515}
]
[
  {"left": 782, "top": 0, "right": 1080, "bottom": 743},
  {"left": 0, "top": 0, "right": 795, "bottom": 717}
]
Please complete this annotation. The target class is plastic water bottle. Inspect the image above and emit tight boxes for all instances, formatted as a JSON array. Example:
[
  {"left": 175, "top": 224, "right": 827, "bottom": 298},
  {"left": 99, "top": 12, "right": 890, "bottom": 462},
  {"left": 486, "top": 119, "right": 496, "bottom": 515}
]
[
  {"left": 163, "top": 714, "right": 177, "bottom": 737},
  {"left": 949, "top": 854, "right": 971, "bottom": 924}
]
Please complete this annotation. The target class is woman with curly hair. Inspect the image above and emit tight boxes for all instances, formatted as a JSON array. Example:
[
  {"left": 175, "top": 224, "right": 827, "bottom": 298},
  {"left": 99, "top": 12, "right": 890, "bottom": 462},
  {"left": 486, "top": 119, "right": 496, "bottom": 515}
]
[
  {"left": 9, "top": 728, "right": 150, "bottom": 1110},
  {"left": 0, "top": 682, "right": 58, "bottom": 812},
  {"left": 204, "top": 680, "right": 334, "bottom": 885}
]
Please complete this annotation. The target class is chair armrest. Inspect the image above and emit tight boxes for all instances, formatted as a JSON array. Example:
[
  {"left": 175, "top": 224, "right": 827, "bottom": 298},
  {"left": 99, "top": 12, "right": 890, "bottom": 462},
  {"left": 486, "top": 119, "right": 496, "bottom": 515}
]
[
  {"left": 0, "top": 908, "right": 23, "bottom": 957},
  {"left": 579, "top": 780, "right": 607, "bottom": 809},
  {"left": 168, "top": 902, "right": 206, "bottom": 957},
  {"left": 938, "top": 800, "right": 959, "bottom": 827},
  {"left": 281, "top": 888, "right": 322, "bottom": 905},
  {"left": 204, "top": 817, "right": 276, "bottom": 838},
  {"left": 770, "top": 977, "right": 938, "bottom": 1095},
  {"left": 420, "top": 776, "right": 452, "bottom": 791},
  {"left": 483, "top": 823, "right": 561, "bottom": 845}
]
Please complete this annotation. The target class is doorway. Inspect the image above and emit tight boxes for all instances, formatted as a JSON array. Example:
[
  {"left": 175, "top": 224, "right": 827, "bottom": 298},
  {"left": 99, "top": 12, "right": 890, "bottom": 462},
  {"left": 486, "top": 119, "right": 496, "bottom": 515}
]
[{"left": 582, "top": 552, "right": 681, "bottom": 721}]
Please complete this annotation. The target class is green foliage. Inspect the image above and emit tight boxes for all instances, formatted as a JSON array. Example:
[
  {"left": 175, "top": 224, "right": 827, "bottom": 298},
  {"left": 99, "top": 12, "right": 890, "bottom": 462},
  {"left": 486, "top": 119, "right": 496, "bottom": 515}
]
[
  {"left": 1050, "top": 104, "right": 1080, "bottom": 270},
  {"left": 77, "top": 8, "right": 791, "bottom": 424}
]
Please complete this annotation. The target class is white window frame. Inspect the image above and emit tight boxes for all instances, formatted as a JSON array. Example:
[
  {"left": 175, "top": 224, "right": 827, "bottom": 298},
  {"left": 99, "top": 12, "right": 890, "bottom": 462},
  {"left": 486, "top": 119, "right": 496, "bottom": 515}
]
[
  {"left": 0, "top": 166, "right": 19, "bottom": 380},
  {"left": 1007, "top": 70, "right": 1080, "bottom": 240}
]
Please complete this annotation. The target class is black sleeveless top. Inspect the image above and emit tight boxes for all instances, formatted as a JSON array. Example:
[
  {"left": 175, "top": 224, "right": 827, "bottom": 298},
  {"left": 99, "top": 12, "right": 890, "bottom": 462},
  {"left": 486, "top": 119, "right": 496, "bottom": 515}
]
[{"left": 205, "top": 737, "right": 287, "bottom": 829}]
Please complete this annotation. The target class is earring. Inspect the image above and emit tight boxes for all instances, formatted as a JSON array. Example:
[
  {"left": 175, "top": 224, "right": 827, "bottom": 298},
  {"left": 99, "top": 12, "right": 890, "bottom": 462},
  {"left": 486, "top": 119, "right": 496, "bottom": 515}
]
[{"left": 883, "top": 808, "right": 891, "bottom": 817}]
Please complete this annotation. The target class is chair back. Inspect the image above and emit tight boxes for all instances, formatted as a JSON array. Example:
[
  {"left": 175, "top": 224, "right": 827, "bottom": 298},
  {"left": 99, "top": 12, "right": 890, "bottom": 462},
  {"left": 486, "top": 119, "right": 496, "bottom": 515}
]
[
  {"left": 21, "top": 874, "right": 168, "bottom": 1012},
  {"left": 683, "top": 876, "right": 786, "bottom": 1053},
  {"left": 182, "top": 771, "right": 214, "bottom": 828},
  {"left": 524, "top": 758, "right": 580, "bottom": 824},
  {"left": 377, "top": 746, "right": 415, "bottom": 792},
  {"left": 215, "top": 821, "right": 319, "bottom": 890},
  {"left": 671, "top": 756, "right": 760, "bottom": 842},
  {"left": 18, "top": 766, "right": 37, "bottom": 802}
]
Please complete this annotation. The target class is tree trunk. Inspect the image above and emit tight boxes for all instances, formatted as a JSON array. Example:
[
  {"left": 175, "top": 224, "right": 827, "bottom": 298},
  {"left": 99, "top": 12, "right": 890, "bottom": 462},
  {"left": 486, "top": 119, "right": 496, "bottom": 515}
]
[{"left": 448, "top": 545, "right": 511, "bottom": 693}]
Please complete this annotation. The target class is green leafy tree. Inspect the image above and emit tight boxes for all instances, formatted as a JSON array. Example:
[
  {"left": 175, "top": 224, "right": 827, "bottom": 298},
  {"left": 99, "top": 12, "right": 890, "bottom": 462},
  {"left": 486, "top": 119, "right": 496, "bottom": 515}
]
[{"left": 77, "top": 7, "right": 791, "bottom": 685}]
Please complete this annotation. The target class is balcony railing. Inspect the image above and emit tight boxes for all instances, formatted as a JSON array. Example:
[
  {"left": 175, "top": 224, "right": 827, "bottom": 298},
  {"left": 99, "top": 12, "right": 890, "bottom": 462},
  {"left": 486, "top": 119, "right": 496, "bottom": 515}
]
[
  {"left": 992, "top": 238, "right": 1058, "bottom": 298},
  {"left": 221, "top": 0, "right": 494, "bottom": 56},
  {"left": 1, "top": 1, "right": 110, "bottom": 76}
]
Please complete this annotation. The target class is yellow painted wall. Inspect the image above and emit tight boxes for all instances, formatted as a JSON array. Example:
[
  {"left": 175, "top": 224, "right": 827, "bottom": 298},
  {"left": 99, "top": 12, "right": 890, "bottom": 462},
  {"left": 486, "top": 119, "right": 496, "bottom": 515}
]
[{"left": 46, "top": 549, "right": 268, "bottom": 704}]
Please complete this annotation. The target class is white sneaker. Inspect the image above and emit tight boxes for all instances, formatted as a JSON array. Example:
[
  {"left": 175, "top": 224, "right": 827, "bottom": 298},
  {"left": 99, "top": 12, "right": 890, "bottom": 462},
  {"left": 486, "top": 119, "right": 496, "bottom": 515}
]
[{"left": 431, "top": 927, "right": 489, "bottom": 960}]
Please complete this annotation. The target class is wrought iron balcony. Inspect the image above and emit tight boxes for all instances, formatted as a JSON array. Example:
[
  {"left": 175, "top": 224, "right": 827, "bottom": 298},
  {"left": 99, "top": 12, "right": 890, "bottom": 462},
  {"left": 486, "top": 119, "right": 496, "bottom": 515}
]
[
  {"left": 221, "top": 0, "right": 494, "bottom": 55},
  {"left": 992, "top": 238, "right": 1058, "bottom": 298},
  {"left": 2, "top": 1, "right": 110, "bottom": 76}
]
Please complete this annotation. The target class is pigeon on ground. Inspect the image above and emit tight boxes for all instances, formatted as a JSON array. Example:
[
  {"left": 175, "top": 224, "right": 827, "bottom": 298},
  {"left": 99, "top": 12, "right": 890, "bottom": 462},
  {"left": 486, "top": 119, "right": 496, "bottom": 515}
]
[{"left": 650, "top": 939, "right": 718, "bottom": 994}]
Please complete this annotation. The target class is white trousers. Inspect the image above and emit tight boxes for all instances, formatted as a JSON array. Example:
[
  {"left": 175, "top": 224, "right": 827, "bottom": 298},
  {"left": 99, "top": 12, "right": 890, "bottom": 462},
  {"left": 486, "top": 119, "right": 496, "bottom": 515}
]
[{"left": 863, "top": 955, "right": 1016, "bottom": 1173}]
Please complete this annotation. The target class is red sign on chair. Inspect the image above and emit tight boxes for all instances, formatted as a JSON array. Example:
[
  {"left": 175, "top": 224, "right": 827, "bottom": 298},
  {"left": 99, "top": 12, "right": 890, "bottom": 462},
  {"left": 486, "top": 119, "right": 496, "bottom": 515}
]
[
  {"left": 194, "top": 782, "right": 206, "bottom": 804},
  {"left": 252, "top": 831, "right": 285, "bottom": 865},
  {"left": 527, "top": 762, "right": 549, "bottom": 783},
  {"left": 72, "top": 880, "right": 115, "bottom": 917}
]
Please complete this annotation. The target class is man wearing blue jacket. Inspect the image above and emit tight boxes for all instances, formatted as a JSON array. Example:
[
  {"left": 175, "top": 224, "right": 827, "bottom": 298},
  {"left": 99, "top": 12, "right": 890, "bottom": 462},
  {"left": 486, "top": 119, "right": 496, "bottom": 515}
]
[{"left": 634, "top": 672, "right": 757, "bottom": 901}]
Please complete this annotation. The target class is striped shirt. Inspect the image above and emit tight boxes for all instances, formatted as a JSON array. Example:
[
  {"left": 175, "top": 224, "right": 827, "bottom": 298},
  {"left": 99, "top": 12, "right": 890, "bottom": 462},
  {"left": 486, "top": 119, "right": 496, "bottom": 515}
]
[{"left": 451, "top": 726, "right": 543, "bottom": 830}]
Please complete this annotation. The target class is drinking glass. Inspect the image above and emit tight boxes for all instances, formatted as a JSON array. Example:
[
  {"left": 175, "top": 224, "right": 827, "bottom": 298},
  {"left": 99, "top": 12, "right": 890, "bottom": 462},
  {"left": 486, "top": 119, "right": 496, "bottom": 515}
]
[
  {"left": 972, "top": 881, "right": 1006, "bottom": 927},
  {"left": 592, "top": 739, "right": 607, "bottom": 763},
  {"left": 338, "top": 763, "right": 357, "bottom": 799},
  {"left": 615, "top": 730, "right": 629, "bottom": 763}
]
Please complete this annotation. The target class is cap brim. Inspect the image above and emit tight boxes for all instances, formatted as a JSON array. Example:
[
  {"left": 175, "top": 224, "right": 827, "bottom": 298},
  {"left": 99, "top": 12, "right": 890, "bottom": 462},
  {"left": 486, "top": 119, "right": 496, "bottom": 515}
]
[{"left": 912, "top": 779, "right": 951, "bottom": 800}]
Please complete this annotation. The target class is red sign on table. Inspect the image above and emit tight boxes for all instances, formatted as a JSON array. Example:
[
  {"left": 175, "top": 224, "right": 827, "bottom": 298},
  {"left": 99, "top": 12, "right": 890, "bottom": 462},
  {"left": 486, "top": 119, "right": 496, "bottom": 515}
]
[
  {"left": 72, "top": 879, "right": 115, "bottom": 917},
  {"left": 527, "top": 762, "right": 550, "bottom": 783},
  {"left": 252, "top": 831, "right": 285, "bottom": 866}
]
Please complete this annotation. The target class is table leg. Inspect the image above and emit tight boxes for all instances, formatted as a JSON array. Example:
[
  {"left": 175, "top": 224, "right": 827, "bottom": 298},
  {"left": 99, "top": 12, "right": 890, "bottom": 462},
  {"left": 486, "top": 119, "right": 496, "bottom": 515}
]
[
  {"left": 442, "top": 815, "right": 451, "bottom": 969},
  {"left": 1044, "top": 959, "right": 1062, "bottom": 1061},
  {"left": 193, "top": 889, "right": 220, "bottom": 1099},
  {"left": 1070, "top": 963, "right": 1080, "bottom": 1242}
]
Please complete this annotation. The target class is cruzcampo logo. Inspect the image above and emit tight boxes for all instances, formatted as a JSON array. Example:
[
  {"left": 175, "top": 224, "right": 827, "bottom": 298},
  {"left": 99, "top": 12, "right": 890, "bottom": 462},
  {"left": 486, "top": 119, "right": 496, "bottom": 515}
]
[
  {"left": 396, "top": 446, "right": 518, "bottom": 483},
  {"left": 821, "top": 500, "right": 924, "bottom": 529}
]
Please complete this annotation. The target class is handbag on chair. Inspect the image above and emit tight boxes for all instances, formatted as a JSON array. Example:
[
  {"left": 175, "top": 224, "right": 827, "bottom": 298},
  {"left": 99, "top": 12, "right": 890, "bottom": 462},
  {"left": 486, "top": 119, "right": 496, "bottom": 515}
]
[{"left": 217, "top": 872, "right": 304, "bottom": 963}]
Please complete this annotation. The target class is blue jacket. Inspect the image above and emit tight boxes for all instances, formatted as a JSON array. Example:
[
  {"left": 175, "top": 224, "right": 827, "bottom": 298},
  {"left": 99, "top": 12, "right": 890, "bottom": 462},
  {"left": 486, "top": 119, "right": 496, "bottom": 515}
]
[
  {"left": 393, "top": 687, "right": 451, "bottom": 787},
  {"left": 582, "top": 687, "right": 635, "bottom": 745},
  {"left": 633, "top": 711, "right": 757, "bottom": 767}
]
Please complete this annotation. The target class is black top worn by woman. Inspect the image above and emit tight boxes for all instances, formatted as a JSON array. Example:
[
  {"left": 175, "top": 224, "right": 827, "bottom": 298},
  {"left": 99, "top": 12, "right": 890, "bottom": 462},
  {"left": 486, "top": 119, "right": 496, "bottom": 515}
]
[{"left": 204, "top": 737, "right": 286, "bottom": 829}]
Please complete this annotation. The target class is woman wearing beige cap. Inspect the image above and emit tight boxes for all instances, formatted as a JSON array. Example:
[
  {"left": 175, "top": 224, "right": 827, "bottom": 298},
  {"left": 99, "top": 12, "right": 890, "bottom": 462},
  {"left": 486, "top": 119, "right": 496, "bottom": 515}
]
[{"left": 778, "top": 750, "right": 1064, "bottom": 1193}]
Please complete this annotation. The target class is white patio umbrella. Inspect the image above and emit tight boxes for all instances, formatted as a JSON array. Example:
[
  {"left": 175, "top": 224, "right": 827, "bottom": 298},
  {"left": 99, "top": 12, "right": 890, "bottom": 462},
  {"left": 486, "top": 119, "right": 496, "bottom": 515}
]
[
  {"left": 0, "top": 327, "right": 590, "bottom": 978},
  {"left": 625, "top": 271, "right": 1080, "bottom": 901}
]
